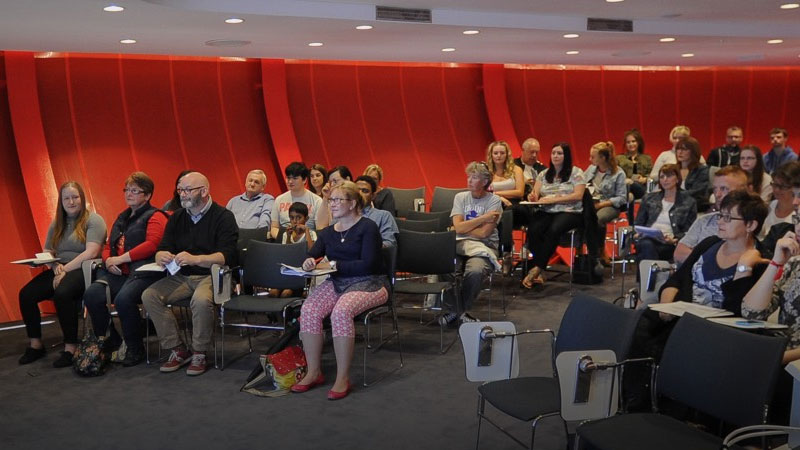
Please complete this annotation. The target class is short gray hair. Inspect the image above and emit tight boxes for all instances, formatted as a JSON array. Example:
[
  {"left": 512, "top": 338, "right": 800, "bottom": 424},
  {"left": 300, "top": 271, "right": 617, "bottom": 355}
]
[{"left": 465, "top": 161, "right": 492, "bottom": 187}]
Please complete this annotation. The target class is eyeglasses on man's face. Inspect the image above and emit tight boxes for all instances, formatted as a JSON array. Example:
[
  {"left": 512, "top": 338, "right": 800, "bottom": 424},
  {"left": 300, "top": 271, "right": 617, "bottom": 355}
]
[
  {"left": 719, "top": 213, "right": 746, "bottom": 223},
  {"left": 176, "top": 186, "right": 205, "bottom": 195},
  {"left": 771, "top": 182, "right": 791, "bottom": 191},
  {"left": 122, "top": 187, "right": 145, "bottom": 195}
]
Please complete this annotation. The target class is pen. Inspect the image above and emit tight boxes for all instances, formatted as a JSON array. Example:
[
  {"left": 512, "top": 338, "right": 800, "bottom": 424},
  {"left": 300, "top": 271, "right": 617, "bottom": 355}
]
[
  {"left": 314, "top": 257, "right": 324, "bottom": 264},
  {"left": 735, "top": 320, "right": 760, "bottom": 326}
]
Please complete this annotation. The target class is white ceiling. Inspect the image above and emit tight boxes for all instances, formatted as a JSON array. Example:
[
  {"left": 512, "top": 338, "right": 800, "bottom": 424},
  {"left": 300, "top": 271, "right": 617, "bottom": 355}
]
[{"left": 0, "top": 0, "right": 798, "bottom": 66}]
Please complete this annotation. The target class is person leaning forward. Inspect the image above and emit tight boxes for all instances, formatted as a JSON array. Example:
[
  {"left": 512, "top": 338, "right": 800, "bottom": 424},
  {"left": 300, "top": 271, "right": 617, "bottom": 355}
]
[{"left": 141, "top": 171, "right": 238, "bottom": 376}]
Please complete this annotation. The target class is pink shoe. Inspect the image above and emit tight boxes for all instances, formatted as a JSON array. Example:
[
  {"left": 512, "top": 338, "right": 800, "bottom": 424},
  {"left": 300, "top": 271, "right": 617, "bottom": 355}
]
[
  {"left": 327, "top": 382, "right": 351, "bottom": 401},
  {"left": 290, "top": 373, "right": 325, "bottom": 393}
]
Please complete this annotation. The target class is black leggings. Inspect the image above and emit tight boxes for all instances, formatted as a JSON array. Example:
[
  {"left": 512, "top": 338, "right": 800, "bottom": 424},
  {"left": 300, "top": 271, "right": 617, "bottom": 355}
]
[
  {"left": 19, "top": 269, "right": 85, "bottom": 344},
  {"left": 526, "top": 211, "right": 583, "bottom": 270}
]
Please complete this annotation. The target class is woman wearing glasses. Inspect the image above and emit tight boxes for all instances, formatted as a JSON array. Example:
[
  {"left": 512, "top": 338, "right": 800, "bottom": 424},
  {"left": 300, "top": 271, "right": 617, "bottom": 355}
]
[
  {"left": 739, "top": 145, "right": 772, "bottom": 202},
  {"left": 657, "top": 190, "right": 768, "bottom": 316},
  {"left": 522, "top": 142, "right": 586, "bottom": 288},
  {"left": 17, "top": 181, "right": 107, "bottom": 367},
  {"left": 633, "top": 164, "right": 697, "bottom": 267},
  {"left": 82, "top": 172, "right": 168, "bottom": 366},
  {"left": 292, "top": 181, "right": 387, "bottom": 400},
  {"left": 757, "top": 158, "right": 797, "bottom": 239}
]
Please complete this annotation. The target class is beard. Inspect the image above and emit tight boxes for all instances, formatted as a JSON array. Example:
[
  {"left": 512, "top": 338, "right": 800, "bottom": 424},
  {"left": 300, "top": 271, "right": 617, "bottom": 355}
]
[{"left": 181, "top": 196, "right": 198, "bottom": 209}]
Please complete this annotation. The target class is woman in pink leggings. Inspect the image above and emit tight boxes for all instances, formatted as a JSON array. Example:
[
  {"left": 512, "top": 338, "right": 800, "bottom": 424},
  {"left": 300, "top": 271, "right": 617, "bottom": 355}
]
[{"left": 291, "top": 181, "right": 388, "bottom": 400}]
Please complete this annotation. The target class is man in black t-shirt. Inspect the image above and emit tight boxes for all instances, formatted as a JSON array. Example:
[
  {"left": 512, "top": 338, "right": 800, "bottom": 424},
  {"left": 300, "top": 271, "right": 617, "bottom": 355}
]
[{"left": 707, "top": 126, "right": 743, "bottom": 168}]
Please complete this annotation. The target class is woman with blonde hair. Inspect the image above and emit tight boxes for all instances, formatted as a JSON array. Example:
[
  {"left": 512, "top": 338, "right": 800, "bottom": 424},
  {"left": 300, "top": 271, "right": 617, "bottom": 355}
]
[
  {"left": 486, "top": 140, "right": 524, "bottom": 207},
  {"left": 17, "top": 181, "right": 107, "bottom": 367},
  {"left": 584, "top": 141, "right": 627, "bottom": 265},
  {"left": 363, "top": 163, "right": 396, "bottom": 216},
  {"left": 649, "top": 125, "right": 701, "bottom": 180}
]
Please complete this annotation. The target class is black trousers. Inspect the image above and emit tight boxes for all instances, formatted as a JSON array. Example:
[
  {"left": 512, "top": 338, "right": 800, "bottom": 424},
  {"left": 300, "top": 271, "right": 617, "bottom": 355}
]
[
  {"left": 19, "top": 269, "right": 85, "bottom": 344},
  {"left": 526, "top": 211, "right": 583, "bottom": 270}
]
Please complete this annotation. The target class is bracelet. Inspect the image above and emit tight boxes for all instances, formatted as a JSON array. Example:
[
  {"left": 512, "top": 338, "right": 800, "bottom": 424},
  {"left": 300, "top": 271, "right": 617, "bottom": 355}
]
[{"left": 770, "top": 260, "right": 783, "bottom": 268}]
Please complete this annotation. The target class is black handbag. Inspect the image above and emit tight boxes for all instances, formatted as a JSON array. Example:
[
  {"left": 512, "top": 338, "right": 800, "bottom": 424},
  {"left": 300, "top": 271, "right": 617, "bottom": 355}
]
[{"left": 572, "top": 254, "right": 603, "bottom": 285}]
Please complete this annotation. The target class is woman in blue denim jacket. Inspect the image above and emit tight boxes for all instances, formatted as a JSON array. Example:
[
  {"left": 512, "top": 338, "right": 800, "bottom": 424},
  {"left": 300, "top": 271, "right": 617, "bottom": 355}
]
[
  {"left": 634, "top": 164, "right": 697, "bottom": 269},
  {"left": 584, "top": 141, "right": 627, "bottom": 264}
]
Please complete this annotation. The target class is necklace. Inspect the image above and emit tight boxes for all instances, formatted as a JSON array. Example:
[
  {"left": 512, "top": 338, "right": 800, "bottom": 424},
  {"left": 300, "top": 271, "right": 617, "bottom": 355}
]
[{"left": 339, "top": 228, "right": 351, "bottom": 243}]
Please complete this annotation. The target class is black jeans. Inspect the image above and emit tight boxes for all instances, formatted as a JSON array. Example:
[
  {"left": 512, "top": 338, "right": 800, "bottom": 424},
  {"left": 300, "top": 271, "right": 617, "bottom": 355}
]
[
  {"left": 634, "top": 237, "right": 676, "bottom": 280},
  {"left": 526, "top": 211, "right": 583, "bottom": 270},
  {"left": 83, "top": 269, "right": 163, "bottom": 350},
  {"left": 19, "top": 269, "right": 85, "bottom": 344}
]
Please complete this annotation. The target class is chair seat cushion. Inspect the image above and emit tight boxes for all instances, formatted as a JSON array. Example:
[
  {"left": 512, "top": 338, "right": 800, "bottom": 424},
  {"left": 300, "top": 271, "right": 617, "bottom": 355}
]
[
  {"left": 478, "top": 377, "right": 560, "bottom": 421},
  {"left": 394, "top": 280, "right": 452, "bottom": 295},
  {"left": 223, "top": 295, "right": 302, "bottom": 313},
  {"left": 576, "top": 413, "right": 729, "bottom": 450}
]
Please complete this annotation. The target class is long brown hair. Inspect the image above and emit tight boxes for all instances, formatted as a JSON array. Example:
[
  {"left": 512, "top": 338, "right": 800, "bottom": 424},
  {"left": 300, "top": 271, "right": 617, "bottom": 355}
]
[
  {"left": 52, "top": 181, "right": 90, "bottom": 248},
  {"left": 740, "top": 145, "right": 765, "bottom": 196},
  {"left": 592, "top": 141, "right": 618, "bottom": 172}
]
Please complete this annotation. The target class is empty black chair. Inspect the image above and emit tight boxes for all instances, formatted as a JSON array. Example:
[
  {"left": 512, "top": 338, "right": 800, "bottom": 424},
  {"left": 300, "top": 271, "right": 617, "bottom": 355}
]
[
  {"left": 386, "top": 186, "right": 425, "bottom": 218},
  {"left": 473, "top": 294, "right": 644, "bottom": 449},
  {"left": 405, "top": 209, "right": 451, "bottom": 231},
  {"left": 576, "top": 313, "right": 788, "bottom": 450},
  {"left": 430, "top": 186, "right": 467, "bottom": 213},
  {"left": 216, "top": 240, "right": 307, "bottom": 369},
  {"left": 396, "top": 218, "right": 440, "bottom": 233}
]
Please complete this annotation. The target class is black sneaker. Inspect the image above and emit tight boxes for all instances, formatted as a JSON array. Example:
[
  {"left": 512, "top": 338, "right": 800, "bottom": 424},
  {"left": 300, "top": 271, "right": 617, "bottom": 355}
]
[
  {"left": 121, "top": 346, "right": 145, "bottom": 367},
  {"left": 18, "top": 347, "right": 46, "bottom": 365},
  {"left": 52, "top": 350, "right": 74, "bottom": 368},
  {"left": 438, "top": 312, "right": 459, "bottom": 327}
]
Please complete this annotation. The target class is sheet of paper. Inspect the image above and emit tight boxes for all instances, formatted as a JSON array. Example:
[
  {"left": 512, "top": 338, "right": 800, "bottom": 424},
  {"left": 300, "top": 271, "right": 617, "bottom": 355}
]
[
  {"left": 165, "top": 260, "right": 182, "bottom": 275},
  {"left": 708, "top": 317, "right": 788, "bottom": 330},
  {"left": 648, "top": 301, "right": 733, "bottom": 318},
  {"left": 280, "top": 263, "right": 336, "bottom": 277},
  {"left": 634, "top": 226, "right": 665, "bottom": 242},
  {"left": 135, "top": 262, "right": 166, "bottom": 272}
]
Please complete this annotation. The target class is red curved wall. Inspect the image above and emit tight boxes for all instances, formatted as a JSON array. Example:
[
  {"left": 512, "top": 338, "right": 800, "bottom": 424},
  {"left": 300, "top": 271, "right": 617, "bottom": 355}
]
[{"left": 2, "top": 51, "right": 800, "bottom": 323}]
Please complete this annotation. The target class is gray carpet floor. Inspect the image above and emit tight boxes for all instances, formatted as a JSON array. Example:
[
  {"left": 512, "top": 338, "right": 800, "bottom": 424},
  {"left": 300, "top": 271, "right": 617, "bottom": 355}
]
[{"left": 0, "top": 265, "right": 629, "bottom": 450}]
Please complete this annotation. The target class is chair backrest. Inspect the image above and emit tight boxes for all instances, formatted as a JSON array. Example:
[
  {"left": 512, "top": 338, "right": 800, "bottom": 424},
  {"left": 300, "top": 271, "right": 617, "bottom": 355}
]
[
  {"left": 638, "top": 260, "right": 672, "bottom": 307},
  {"left": 459, "top": 321, "right": 520, "bottom": 382},
  {"left": 237, "top": 227, "right": 269, "bottom": 250},
  {"left": 387, "top": 186, "right": 425, "bottom": 218},
  {"left": 242, "top": 240, "right": 307, "bottom": 291},
  {"left": 430, "top": 187, "right": 468, "bottom": 213},
  {"left": 657, "top": 313, "right": 787, "bottom": 427},
  {"left": 404, "top": 209, "right": 451, "bottom": 231},
  {"left": 498, "top": 208, "right": 514, "bottom": 253},
  {"left": 396, "top": 218, "right": 440, "bottom": 233},
  {"left": 554, "top": 293, "right": 644, "bottom": 360},
  {"left": 396, "top": 230, "right": 456, "bottom": 275}
]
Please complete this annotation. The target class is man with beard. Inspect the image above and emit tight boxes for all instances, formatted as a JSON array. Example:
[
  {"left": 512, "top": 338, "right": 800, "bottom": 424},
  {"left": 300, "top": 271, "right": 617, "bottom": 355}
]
[{"left": 141, "top": 171, "right": 238, "bottom": 376}]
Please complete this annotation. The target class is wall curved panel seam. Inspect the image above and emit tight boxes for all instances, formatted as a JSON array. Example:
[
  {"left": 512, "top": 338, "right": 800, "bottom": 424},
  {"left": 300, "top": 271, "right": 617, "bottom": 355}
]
[
  {"left": 637, "top": 70, "right": 644, "bottom": 133},
  {"left": 482, "top": 64, "right": 521, "bottom": 154},
  {"left": 745, "top": 68, "right": 754, "bottom": 138},
  {"left": 117, "top": 55, "right": 139, "bottom": 171},
  {"left": 354, "top": 63, "right": 378, "bottom": 166},
  {"left": 167, "top": 57, "right": 191, "bottom": 169},
  {"left": 440, "top": 66, "right": 466, "bottom": 169},
  {"left": 560, "top": 70, "right": 576, "bottom": 152},
  {"left": 216, "top": 60, "right": 242, "bottom": 185},
  {"left": 709, "top": 69, "right": 718, "bottom": 146},
  {"left": 522, "top": 68, "right": 536, "bottom": 140},
  {"left": 308, "top": 62, "right": 331, "bottom": 168},
  {"left": 780, "top": 69, "right": 790, "bottom": 128},
  {"left": 260, "top": 59, "right": 302, "bottom": 192},
  {"left": 398, "top": 66, "right": 432, "bottom": 197},
  {"left": 63, "top": 55, "right": 98, "bottom": 211},
  {"left": 599, "top": 67, "right": 610, "bottom": 141},
  {"left": 674, "top": 69, "right": 681, "bottom": 126}
]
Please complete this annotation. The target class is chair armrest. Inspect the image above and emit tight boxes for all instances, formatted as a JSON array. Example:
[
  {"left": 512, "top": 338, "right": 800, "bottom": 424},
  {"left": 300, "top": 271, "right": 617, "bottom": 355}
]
[
  {"left": 81, "top": 258, "right": 103, "bottom": 289},
  {"left": 485, "top": 328, "right": 556, "bottom": 376},
  {"left": 211, "top": 264, "right": 235, "bottom": 305},
  {"left": 614, "top": 357, "right": 657, "bottom": 413},
  {"left": 723, "top": 425, "right": 800, "bottom": 449}
]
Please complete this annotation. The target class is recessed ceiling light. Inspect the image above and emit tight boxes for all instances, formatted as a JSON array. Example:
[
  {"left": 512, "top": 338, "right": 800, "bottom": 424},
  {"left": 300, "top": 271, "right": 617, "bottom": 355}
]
[
  {"left": 225, "top": 18, "right": 244, "bottom": 24},
  {"left": 563, "top": 33, "right": 580, "bottom": 39},
  {"left": 356, "top": 25, "right": 373, "bottom": 30},
  {"left": 120, "top": 39, "right": 137, "bottom": 44},
  {"left": 308, "top": 42, "right": 323, "bottom": 47},
  {"left": 659, "top": 37, "right": 676, "bottom": 42},
  {"left": 768, "top": 39, "right": 784, "bottom": 44},
  {"left": 606, "top": 0, "right": 625, "bottom": 3},
  {"left": 103, "top": 5, "right": 124, "bottom": 12},
  {"left": 681, "top": 53, "right": 694, "bottom": 58},
  {"left": 780, "top": 3, "right": 799, "bottom": 9},
  {"left": 566, "top": 50, "right": 580, "bottom": 55},
  {"left": 442, "top": 48, "right": 456, "bottom": 52},
  {"left": 463, "top": 30, "right": 480, "bottom": 35}
]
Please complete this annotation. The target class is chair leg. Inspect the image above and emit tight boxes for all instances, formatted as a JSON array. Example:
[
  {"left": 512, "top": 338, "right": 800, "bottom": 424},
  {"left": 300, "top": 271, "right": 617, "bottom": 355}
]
[
  {"left": 219, "top": 307, "right": 226, "bottom": 370},
  {"left": 476, "top": 395, "right": 485, "bottom": 450},
  {"left": 569, "top": 231, "right": 575, "bottom": 293}
]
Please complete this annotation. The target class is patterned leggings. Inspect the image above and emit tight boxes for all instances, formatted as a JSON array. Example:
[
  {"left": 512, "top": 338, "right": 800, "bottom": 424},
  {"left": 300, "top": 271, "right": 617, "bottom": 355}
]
[{"left": 300, "top": 280, "right": 388, "bottom": 338}]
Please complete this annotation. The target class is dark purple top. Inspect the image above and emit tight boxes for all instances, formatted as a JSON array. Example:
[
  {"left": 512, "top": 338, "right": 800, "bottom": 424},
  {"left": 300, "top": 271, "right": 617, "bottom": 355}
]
[{"left": 308, "top": 217, "right": 383, "bottom": 278}]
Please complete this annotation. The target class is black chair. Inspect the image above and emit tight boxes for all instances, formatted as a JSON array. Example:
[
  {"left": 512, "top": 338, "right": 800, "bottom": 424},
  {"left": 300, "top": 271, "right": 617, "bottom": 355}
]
[
  {"left": 430, "top": 186, "right": 467, "bottom": 213},
  {"left": 355, "top": 245, "right": 403, "bottom": 386},
  {"left": 405, "top": 209, "right": 451, "bottom": 231},
  {"left": 396, "top": 218, "right": 440, "bottom": 233},
  {"left": 386, "top": 186, "right": 425, "bottom": 218},
  {"left": 471, "top": 294, "right": 644, "bottom": 449},
  {"left": 575, "top": 313, "right": 788, "bottom": 450},
  {"left": 214, "top": 240, "right": 307, "bottom": 369},
  {"left": 393, "top": 229, "right": 458, "bottom": 353}
]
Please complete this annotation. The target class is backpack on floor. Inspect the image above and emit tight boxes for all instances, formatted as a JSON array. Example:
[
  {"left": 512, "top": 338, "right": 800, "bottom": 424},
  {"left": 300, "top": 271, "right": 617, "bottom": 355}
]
[{"left": 73, "top": 334, "right": 110, "bottom": 377}]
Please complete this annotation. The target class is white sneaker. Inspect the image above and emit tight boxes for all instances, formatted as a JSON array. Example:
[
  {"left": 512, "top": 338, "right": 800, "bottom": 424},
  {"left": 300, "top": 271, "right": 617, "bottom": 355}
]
[{"left": 459, "top": 313, "right": 480, "bottom": 324}]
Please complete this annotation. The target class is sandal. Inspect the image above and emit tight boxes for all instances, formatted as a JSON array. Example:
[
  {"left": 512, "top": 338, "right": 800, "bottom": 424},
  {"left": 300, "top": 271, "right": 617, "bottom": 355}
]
[{"left": 522, "top": 267, "right": 544, "bottom": 289}]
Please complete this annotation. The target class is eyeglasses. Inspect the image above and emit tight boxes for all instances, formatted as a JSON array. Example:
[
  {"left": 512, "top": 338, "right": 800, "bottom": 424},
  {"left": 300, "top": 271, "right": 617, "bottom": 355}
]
[
  {"left": 719, "top": 213, "right": 746, "bottom": 223},
  {"left": 358, "top": 188, "right": 371, "bottom": 194},
  {"left": 658, "top": 173, "right": 677, "bottom": 179},
  {"left": 122, "top": 187, "right": 144, "bottom": 195},
  {"left": 771, "top": 182, "right": 791, "bottom": 190},
  {"left": 176, "top": 186, "right": 205, "bottom": 195},
  {"left": 328, "top": 197, "right": 351, "bottom": 205}
]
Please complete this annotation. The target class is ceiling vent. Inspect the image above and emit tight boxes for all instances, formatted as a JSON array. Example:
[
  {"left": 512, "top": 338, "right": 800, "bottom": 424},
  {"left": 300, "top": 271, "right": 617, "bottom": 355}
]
[
  {"left": 205, "top": 39, "right": 251, "bottom": 47},
  {"left": 376, "top": 5, "right": 432, "bottom": 23},
  {"left": 587, "top": 18, "right": 633, "bottom": 32}
]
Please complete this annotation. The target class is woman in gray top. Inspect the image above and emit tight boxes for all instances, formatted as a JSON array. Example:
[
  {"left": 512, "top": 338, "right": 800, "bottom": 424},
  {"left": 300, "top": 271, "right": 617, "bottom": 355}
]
[{"left": 17, "top": 181, "right": 107, "bottom": 368}]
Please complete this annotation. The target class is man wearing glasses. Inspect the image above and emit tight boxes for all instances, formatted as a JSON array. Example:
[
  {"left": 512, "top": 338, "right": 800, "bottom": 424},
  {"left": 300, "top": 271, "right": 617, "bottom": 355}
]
[
  {"left": 673, "top": 166, "right": 749, "bottom": 264},
  {"left": 141, "top": 171, "right": 238, "bottom": 376},
  {"left": 707, "top": 126, "right": 743, "bottom": 168}
]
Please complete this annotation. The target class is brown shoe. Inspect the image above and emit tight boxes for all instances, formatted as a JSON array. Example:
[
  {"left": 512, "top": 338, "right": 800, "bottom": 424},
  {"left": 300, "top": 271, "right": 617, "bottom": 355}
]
[
  {"left": 160, "top": 348, "right": 192, "bottom": 373},
  {"left": 185, "top": 352, "right": 207, "bottom": 376}
]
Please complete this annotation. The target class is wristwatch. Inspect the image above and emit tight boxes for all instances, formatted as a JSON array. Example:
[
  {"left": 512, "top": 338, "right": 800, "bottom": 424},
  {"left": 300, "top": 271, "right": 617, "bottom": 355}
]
[
  {"left": 329, "top": 260, "right": 337, "bottom": 271},
  {"left": 736, "top": 264, "right": 752, "bottom": 273}
]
